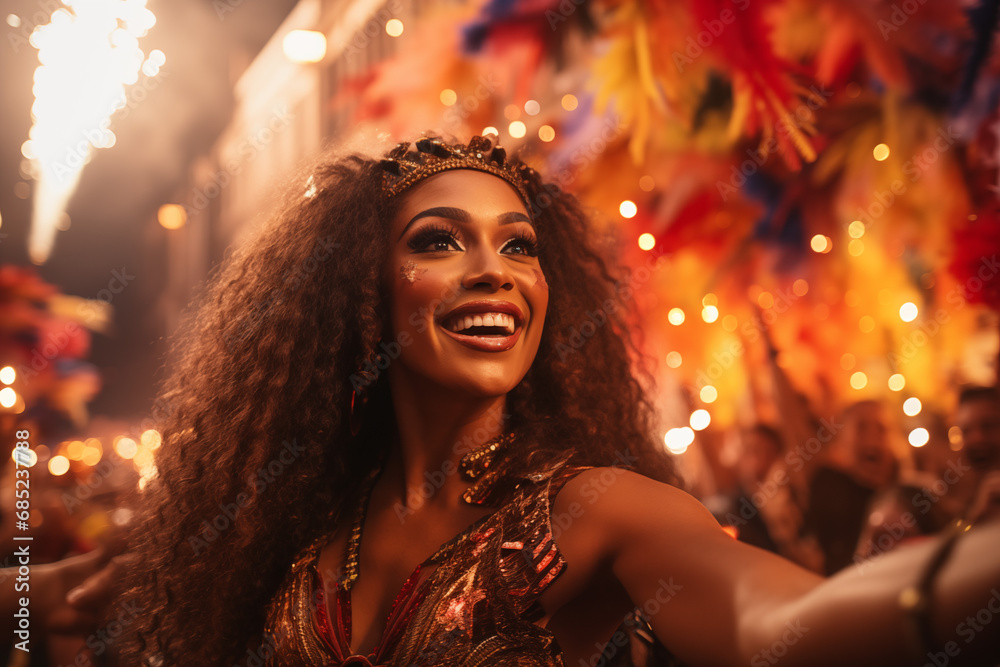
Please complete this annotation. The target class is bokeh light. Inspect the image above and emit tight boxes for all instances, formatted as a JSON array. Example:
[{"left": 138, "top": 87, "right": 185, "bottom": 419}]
[
  {"left": 49, "top": 455, "right": 70, "bottom": 476},
  {"left": 810, "top": 235, "right": 830, "bottom": 253},
  {"left": 0, "top": 387, "right": 16, "bottom": 408},
  {"left": 899, "top": 302, "right": 918, "bottom": 322},
  {"left": 385, "top": 19, "right": 404, "bottom": 37},
  {"left": 158, "top": 204, "right": 186, "bottom": 230},
  {"left": 664, "top": 427, "right": 695, "bottom": 455},
  {"left": 140, "top": 429, "right": 162, "bottom": 449},
  {"left": 908, "top": 427, "right": 929, "bottom": 447},
  {"left": 115, "top": 437, "right": 138, "bottom": 459},
  {"left": 282, "top": 30, "right": 326, "bottom": 63},
  {"left": 690, "top": 409, "right": 711, "bottom": 431}
]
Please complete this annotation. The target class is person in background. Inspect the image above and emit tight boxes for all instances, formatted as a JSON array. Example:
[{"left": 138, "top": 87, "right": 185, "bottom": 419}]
[
  {"left": 721, "top": 424, "right": 823, "bottom": 571},
  {"left": 953, "top": 386, "right": 1000, "bottom": 523},
  {"left": 805, "top": 400, "right": 898, "bottom": 575},
  {"left": 856, "top": 386, "right": 1000, "bottom": 563},
  {"left": 854, "top": 413, "right": 956, "bottom": 563}
]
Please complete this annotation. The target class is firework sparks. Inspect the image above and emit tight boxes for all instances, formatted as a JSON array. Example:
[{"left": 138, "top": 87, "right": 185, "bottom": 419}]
[{"left": 21, "top": 0, "right": 161, "bottom": 264}]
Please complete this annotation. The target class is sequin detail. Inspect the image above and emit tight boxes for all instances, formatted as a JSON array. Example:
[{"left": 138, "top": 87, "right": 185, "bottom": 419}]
[{"left": 263, "top": 451, "right": 591, "bottom": 666}]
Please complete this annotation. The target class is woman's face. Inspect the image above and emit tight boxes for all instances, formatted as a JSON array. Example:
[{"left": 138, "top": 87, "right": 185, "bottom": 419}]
[{"left": 383, "top": 169, "right": 548, "bottom": 397}]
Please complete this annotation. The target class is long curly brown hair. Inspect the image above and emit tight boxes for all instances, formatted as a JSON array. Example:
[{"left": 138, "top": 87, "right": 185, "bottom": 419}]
[{"left": 115, "top": 135, "right": 680, "bottom": 665}]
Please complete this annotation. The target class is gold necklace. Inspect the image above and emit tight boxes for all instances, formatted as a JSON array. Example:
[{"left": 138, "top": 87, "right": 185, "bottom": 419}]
[
  {"left": 340, "top": 432, "right": 514, "bottom": 589},
  {"left": 459, "top": 432, "right": 515, "bottom": 481}
]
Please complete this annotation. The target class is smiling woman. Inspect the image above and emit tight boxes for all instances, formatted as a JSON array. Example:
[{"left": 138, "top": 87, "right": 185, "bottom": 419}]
[{"left": 112, "top": 135, "right": 1000, "bottom": 667}]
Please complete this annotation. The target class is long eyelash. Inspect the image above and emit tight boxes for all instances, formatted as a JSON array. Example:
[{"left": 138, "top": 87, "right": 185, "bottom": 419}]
[
  {"left": 407, "top": 223, "right": 459, "bottom": 251},
  {"left": 505, "top": 232, "right": 539, "bottom": 257},
  {"left": 406, "top": 224, "right": 539, "bottom": 256}
]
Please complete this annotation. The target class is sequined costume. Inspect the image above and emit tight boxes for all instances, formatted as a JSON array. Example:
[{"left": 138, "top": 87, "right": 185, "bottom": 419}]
[{"left": 263, "top": 449, "right": 678, "bottom": 666}]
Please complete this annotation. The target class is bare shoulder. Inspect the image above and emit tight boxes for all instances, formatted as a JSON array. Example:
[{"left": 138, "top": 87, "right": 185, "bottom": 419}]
[{"left": 551, "top": 467, "right": 725, "bottom": 565}]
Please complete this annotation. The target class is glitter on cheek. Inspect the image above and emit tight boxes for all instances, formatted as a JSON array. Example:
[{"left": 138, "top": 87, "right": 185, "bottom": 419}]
[
  {"left": 532, "top": 268, "right": 548, "bottom": 290},
  {"left": 400, "top": 261, "right": 427, "bottom": 284}
]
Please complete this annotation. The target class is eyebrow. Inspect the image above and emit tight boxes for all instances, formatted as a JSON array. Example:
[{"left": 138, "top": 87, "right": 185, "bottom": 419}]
[{"left": 398, "top": 207, "right": 533, "bottom": 241}]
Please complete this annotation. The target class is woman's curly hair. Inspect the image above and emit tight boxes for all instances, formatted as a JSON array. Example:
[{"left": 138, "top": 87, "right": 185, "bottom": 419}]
[{"left": 115, "top": 135, "right": 680, "bottom": 665}]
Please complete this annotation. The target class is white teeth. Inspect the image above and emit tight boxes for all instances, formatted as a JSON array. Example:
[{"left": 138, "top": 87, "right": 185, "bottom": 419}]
[{"left": 447, "top": 312, "right": 516, "bottom": 335}]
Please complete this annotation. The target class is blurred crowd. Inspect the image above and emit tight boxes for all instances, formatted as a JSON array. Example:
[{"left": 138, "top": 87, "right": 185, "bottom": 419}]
[
  {"left": 702, "top": 386, "right": 1000, "bottom": 576},
  {"left": 0, "top": 383, "right": 998, "bottom": 664}
]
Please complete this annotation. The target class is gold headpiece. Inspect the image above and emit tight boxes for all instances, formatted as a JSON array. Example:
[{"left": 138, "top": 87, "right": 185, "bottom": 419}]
[{"left": 379, "top": 135, "right": 532, "bottom": 208}]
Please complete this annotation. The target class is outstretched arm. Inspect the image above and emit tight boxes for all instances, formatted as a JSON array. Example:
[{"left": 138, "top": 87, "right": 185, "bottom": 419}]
[{"left": 559, "top": 468, "right": 1000, "bottom": 667}]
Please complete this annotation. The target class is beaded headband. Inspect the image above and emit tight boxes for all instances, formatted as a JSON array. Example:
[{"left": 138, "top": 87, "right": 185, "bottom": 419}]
[{"left": 379, "top": 135, "right": 533, "bottom": 208}]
